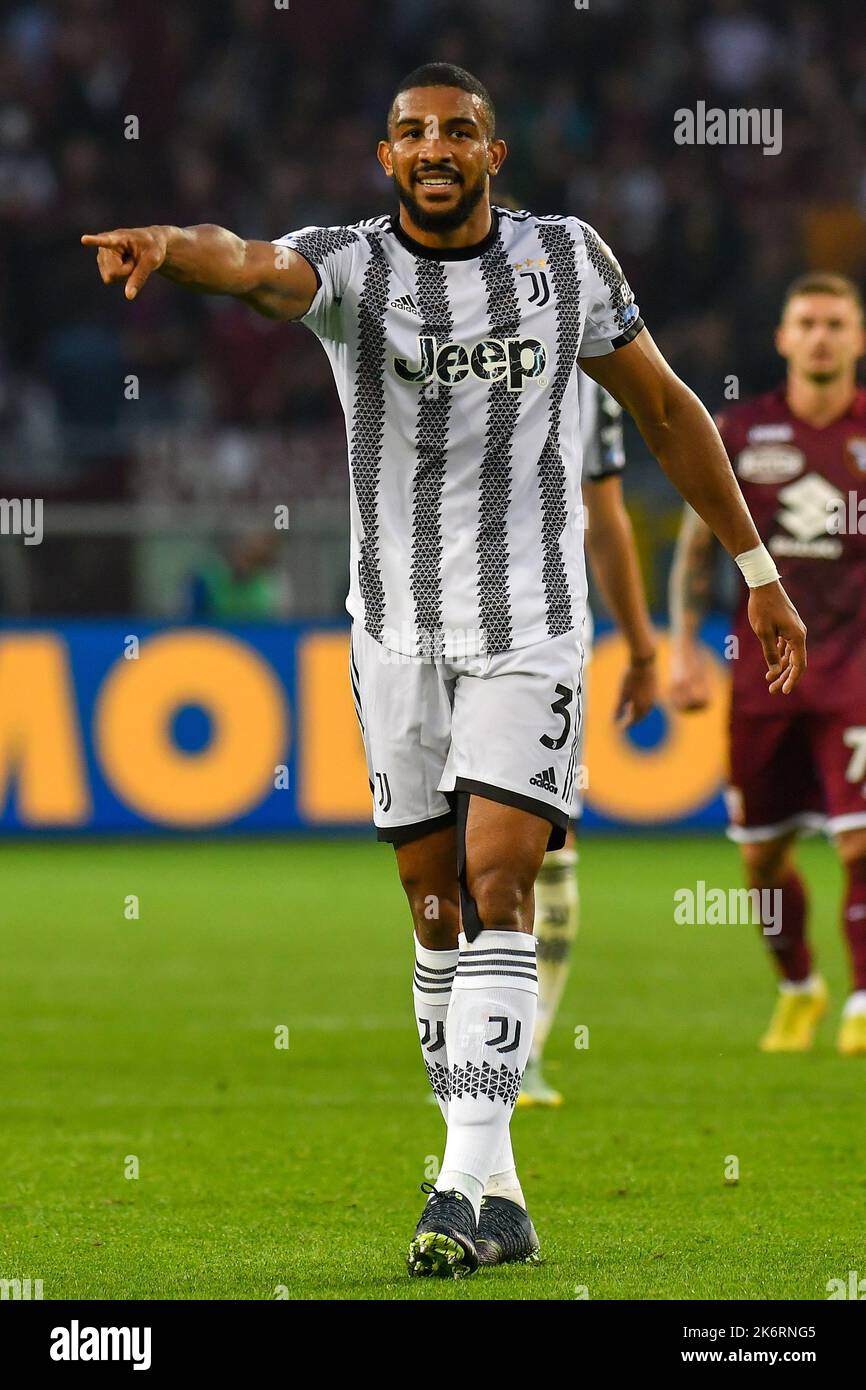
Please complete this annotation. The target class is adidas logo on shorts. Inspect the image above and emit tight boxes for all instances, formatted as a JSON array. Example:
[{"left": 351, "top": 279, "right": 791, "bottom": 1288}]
[
  {"left": 390, "top": 293, "right": 421, "bottom": 316},
  {"left": 530, "top": 766, "right": 558, "bottom": 793}
]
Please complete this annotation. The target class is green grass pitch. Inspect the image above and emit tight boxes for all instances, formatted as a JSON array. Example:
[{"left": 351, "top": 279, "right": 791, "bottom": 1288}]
[{"left": 2, "top": 834, "right": 864, "bottom": 1301}]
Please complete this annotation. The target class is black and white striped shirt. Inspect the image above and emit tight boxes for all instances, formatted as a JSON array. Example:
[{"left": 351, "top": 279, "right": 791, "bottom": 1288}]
[
  {"left": 274, "top": 207, "right": 643, "bottom": 657},
  {"left": 578, "top": 373, "right": 626, "bottom": 484}
]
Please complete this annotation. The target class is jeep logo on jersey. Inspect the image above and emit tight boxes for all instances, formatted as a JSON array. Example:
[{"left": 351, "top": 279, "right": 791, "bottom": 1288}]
[{"left": 392, "top": 336, "right": 548, "bottom": 391}]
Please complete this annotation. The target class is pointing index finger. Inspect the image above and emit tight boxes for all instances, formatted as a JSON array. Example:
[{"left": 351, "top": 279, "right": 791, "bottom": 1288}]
[{"left": 81, "top": 232, "right": 127, "bottom": 250}]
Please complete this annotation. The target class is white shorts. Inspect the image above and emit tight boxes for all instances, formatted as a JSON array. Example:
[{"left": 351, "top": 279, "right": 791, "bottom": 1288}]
[{"left": 349, "top": 623, "right": 585, "bottom": 849}]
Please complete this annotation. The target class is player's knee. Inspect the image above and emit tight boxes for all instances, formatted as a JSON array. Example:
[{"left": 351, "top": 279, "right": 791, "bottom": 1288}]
[
  {"left": 416, "top": 920, "right": 460, "bottom": 950},
  {"left": 398, "top": 868, "right": 460, "bottom": 947},
  {"left": 837, "top": 830, "right": 866, "bottom": 874},
  {"left": 741, "top": 845, "right": 787, "bottom": 889},
  {"left": 466, "top": 864, "right": 533, "bottom": 932}
]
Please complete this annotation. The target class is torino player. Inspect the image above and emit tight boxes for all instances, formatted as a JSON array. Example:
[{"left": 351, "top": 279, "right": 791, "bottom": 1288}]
[
  {"left": 670, "top": 274, "right": 866, "bottom": 1056},
  {"left": 83, "top": 64, "right": 806, "bottom": 1278},
  {"left": 523, "top": 374, "right": 657, "bottom": 1107}
]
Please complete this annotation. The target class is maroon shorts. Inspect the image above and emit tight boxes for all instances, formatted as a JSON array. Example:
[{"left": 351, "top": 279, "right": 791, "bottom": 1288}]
[{"left": 727, "top": 703, "right": 866, "bottom": 841}]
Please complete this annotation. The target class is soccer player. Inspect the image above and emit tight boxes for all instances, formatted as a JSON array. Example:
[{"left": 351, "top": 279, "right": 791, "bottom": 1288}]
[
  {"left": 523, "top": 374, "right": 657, "bottom": 1106},
  {"left": 670, "top": 273, "right": 866, "bottom": 1056},
  {"left": 82, "top": 63, "right": 806, "bottom": 1278}
]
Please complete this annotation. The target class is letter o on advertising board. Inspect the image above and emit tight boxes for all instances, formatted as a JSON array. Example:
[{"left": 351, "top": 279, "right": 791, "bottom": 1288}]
[
  {"left": 584, "top": 632, "right": 728, "bottom": 822},
  {"left": 95, "top": 632, "right": 288, "bottom": 825}
]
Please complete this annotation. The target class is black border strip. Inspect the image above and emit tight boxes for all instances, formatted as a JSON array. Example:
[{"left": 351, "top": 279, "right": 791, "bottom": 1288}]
[
  {"left": 611, "top": 316, "right": 645, "bottom": 350},
  {"left": 284, "top": 246, "right": 322, "bottom": 293},
  {"left": 389, "top": 209, "right": 501, "bottom": 261},
  {"left": 378, "top": 809, "right": 457, "bottom": 846},
  {"left": 454, "top": 777, "right": 568, "bottom": 850}
]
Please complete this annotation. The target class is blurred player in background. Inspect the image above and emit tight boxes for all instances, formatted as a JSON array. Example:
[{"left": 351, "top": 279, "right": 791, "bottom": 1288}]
[
  {"left": 185, "top": 531, "right": 288, "bottom": 621},
  {"left": 522, "top": 373, "right": 657, "bottom": 1106},
  {"left": 670, "top": 273, "right": 866, "bottom": 1056},
  {"left": 83, "top": 64, "right": 807, "bottom": 1279}
]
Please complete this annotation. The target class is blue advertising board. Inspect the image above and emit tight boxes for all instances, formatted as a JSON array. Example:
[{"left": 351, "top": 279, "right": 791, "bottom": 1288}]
[{"left": 0, "top": 618, "right": 733, "bottom": 835}]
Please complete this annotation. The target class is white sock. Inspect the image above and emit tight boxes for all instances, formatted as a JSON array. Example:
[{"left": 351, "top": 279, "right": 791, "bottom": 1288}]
[
  {"left": 532, "top": 846, "right": 578, "bottom": 1064},
  {"left": 412, "top": 934, "right": 457, "bottom": 1122},
  {"left": 842, "top": 990, "right": 866, "bottom": 1019},
  {"left": 437, "top": 931, "right": 537, "bottom": 1219},
  {"left": 484, "top": 1126, "right": 526, "bottom": 1208},
  {"left": 779, "top": 972, "right": 820, "bottom": 995}
]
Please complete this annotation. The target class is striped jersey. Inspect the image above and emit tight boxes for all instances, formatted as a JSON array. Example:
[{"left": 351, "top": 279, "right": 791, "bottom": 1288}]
[
  {"left": 578, "top": 373, "right": 627, "bottom": 659},
  {"left": 274, "top": 206, "right": 643, "bottom": 657},
  {"left": 578, "top": 373, "right": 626, "bottom": 484}
]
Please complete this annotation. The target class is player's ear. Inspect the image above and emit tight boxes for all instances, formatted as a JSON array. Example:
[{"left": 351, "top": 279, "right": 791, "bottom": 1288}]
[
  {"left": 377, "top": 140, "right": 394, "bottom": 177},
  {"left": 488, "top": 139, "right": 507, "bottom": 177}
]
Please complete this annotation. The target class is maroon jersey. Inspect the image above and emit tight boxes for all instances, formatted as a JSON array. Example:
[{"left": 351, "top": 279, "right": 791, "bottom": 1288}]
[{"left": 717, "top": 385, "right": 866, "bottom": 713}]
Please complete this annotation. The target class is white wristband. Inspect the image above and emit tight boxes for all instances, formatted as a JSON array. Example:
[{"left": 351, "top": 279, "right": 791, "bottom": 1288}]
[{"left": 735, "top": 543, "right": 779, "bottom": 588}]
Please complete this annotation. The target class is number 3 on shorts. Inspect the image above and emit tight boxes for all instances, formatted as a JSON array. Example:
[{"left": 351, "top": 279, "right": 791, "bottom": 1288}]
[
  {"left": 843, "top": 727, "right": 866, "bottom": 784},
  {"left": 541, "top": 684, "right": 574, "bottom": 751}
]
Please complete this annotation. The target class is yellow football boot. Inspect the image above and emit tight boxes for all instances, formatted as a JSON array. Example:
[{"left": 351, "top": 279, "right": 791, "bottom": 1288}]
[
  {"left": 759, "top": 977, "right": 828, "bottom": 1052},
  {"left": 837, "top": 1012, "right": 866, "bottom": 1056},
  {"left": 517, "top": 1059, "right": 563, "bottom": 1107}
]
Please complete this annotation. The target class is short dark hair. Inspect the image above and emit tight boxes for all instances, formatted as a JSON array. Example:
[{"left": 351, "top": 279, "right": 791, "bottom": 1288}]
[
  {"left": 389, "top": 63, "right": 495, "bottom": 138},
  {"left": 782, "top": 271, "right": 864, "bottom": 319}
]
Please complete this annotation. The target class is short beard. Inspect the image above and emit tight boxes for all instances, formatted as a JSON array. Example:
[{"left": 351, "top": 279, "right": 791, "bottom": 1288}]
[{"left": 395, "top": 172, "right": 487, "bottom": 233}]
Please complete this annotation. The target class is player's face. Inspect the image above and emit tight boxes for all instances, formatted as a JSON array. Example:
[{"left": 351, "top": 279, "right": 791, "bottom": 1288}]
[
  {"left": 776, "top": 294, "right": 866, "bottom": 384},
  {"left": 378, "top": 87, "right": 506, "bottom": 233}
]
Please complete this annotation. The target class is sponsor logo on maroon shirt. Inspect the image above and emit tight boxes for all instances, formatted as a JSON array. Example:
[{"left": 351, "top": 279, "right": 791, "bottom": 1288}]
[
  {"left": 846, "top": 437, "right": 866, "bottom": 477},
  {"left": 735, "top": 443, "right": 804, "bottom": 484},
  {"left": 718, "top": 385, "right": 866, "bottom": 713}
]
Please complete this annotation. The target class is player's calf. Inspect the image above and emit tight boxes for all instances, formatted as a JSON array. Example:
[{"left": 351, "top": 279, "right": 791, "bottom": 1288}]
[
  {"left": 520, "top": 841, "right": 579, "bottom": 1107},
  {"left": 460, "top": 795, "right": 550, "bottom": 938},
  {"left": 835, "top": 831, "right": 866, "bottom": 1054},
  {"left": 396, "top": 826, "right": 461, "bottom": 1117},
  {"left": 428, "top": 795, "right": 545, "bottom": 1222},
  {"left": 396, "top": 824, "right": 460, "bottom": 950},
  {"left": 737, "top": 837, "right": 829, "bottom": 1050},
  {"left": 740, "top": 836, "right": 814, "bottom": 987}
]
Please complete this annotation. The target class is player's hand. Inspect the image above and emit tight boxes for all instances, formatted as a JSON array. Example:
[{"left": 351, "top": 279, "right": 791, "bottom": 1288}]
[
  {"left": 614, "top": 653, "right": 658, "bottom": 727},
  {"left": 669, "top": 641, "right": 711, "bottom": 712},
  {"left": 80, "top": 226, "right": 169, "bottom": 301},
  {"left": 748, "top": 580, "right": 807, "bottom": 695}
]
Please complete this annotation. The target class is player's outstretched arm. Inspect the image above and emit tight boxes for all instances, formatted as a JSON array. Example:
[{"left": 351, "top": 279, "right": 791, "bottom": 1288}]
[
  {"left": 581, "top": 330, "right": 807, "bottom": 696},
  {"left": 668, "top": 505, "right": 715, "bottom": 712},
  {"left": 582, "top": 475, "right": 658, "bottom": 725},
  {"left": 80, "top": 224, "right": 318, "bottom": 320}
]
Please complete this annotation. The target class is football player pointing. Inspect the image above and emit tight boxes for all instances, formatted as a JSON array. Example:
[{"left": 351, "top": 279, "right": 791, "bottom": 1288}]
[{"left": 83, "top": 64, "right": 806, "bottom": 1277}]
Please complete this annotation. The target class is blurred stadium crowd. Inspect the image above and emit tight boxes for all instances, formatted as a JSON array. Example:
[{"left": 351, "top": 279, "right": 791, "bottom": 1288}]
[{"left": 1, "top": 0, "right": 865, "bottom": 614}]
